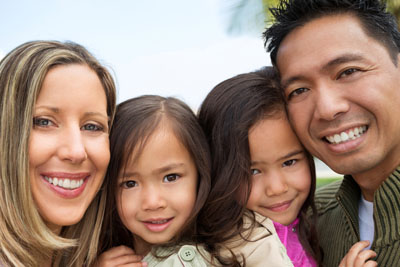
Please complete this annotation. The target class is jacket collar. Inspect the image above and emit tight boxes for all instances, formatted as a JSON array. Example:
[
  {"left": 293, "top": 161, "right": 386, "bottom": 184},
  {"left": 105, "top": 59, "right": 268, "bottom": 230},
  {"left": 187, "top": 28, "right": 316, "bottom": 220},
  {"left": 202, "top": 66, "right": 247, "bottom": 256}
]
[
  {"left": 336, "top": 166, "right": 400, "bottom": 246},
  {"left": 336, "top": 175, "right": 361, "bottom": 239}
]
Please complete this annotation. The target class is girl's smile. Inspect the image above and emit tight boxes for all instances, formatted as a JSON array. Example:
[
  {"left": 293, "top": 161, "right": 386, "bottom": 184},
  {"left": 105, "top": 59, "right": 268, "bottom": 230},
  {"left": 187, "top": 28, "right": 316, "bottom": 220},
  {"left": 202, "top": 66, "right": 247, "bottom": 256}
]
[
  {"left": 246, "top": 115, "right": 311, "bottom": 226},
  {"left": 117, "top": 119, "right": 198, "bottom": 255},
  {"left": 141, "top": 217, "right": 174, "bottom": 232},
  {"left": 264, "top": 199, "right": 293, "bottom": 213}
]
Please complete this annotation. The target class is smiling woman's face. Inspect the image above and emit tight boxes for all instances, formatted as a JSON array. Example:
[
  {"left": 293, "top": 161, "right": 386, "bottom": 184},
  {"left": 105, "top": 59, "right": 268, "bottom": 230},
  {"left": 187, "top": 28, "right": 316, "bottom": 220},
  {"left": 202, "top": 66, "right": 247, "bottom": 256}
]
[{"left": 28, "top": 64, "right": 110, "bottom": 234}]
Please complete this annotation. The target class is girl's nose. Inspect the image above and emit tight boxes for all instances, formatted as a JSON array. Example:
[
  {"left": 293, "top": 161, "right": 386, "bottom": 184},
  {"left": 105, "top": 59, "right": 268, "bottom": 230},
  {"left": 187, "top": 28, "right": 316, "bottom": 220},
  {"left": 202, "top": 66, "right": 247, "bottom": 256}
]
[
  {"left": 265, "top": 173, "right": 289, "bottom": 197},
  {"left": 141, "top": 186, "right": 167, "bottom": 211}
]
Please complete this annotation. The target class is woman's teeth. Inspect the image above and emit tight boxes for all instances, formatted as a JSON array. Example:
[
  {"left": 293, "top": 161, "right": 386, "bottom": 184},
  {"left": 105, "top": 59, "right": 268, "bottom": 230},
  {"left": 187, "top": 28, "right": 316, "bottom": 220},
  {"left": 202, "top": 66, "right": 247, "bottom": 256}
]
[{"left": 44, "top": 176, "right": 84, "bottom": 189}]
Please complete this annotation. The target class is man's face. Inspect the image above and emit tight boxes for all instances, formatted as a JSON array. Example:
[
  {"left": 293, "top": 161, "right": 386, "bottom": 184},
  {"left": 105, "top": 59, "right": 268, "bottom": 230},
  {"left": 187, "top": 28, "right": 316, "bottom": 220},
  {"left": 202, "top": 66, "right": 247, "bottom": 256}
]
[{"left": 276, "top": 14, "right": 400, "bottom": 179}]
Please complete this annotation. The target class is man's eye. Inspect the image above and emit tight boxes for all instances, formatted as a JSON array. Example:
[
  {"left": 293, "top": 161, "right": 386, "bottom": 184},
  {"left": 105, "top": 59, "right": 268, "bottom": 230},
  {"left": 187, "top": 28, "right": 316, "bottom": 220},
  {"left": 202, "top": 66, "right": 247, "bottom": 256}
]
[
  {"left": 163, "top": 174, "right": 180, "bottom": 183},
  {"left": 282, "top": 159, "right": 297, "bottom": 167},
  {"left": 287, "top": 87, "right": 309, "bottom": 100},
  {"left": 122, "top": 180, "right": 138, "bottom": 188},
  {"left": 338, "top": 68, "right": 359, "bottom": 79}
]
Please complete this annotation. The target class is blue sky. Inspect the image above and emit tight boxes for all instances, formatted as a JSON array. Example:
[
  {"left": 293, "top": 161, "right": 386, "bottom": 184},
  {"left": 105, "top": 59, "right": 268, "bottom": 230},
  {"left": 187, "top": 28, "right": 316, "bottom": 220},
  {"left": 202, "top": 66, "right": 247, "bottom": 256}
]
[
  {"left": 0, "top": 0, "right": 338, "bottom": 176},
  {"left": 1, "top": 0, "right": 270, "bottom": 109}
]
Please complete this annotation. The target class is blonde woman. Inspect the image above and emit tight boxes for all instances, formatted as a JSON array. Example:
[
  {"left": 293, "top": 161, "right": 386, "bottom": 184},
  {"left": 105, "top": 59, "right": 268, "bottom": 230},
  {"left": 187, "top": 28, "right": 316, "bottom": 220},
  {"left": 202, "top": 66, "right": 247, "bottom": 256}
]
[{"left": 0, "top": 41, "right": 116, "bottom": 266}]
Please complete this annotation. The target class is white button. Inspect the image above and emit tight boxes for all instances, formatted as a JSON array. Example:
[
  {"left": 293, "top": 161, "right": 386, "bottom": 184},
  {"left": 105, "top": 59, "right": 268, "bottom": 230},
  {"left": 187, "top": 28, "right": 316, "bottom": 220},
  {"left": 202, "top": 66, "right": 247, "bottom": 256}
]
[{"left": 179, "top": 247, "right": 196, "bottom": 261}]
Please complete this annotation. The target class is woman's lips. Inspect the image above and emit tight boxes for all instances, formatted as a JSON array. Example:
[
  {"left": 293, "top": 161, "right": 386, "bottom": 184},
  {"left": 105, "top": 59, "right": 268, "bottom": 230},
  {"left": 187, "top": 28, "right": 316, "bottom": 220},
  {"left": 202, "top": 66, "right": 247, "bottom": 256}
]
[{"left": 40, "top": 172, "right": 90, "bottom": 198}]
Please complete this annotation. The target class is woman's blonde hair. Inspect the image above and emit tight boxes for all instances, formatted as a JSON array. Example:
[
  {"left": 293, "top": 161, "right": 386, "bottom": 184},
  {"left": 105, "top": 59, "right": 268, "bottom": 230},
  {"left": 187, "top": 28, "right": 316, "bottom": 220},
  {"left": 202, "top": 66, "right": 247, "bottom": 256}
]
[{"left": 0, "top": 40, "right": 116, "bottom": 266}]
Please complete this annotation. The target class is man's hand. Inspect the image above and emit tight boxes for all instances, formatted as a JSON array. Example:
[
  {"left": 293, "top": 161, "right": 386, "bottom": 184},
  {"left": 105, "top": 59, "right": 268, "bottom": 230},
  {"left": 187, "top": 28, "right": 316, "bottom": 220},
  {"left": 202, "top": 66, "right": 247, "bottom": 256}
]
[{"left": 339, "top": 241, "right": 377, "bottom": 267}]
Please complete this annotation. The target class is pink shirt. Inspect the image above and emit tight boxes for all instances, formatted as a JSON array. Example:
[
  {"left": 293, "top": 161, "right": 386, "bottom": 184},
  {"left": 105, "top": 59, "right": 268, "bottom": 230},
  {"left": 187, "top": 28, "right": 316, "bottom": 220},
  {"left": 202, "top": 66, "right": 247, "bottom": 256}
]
[{"left": 273, "top": 218, "right": 316, "bottom": 267}]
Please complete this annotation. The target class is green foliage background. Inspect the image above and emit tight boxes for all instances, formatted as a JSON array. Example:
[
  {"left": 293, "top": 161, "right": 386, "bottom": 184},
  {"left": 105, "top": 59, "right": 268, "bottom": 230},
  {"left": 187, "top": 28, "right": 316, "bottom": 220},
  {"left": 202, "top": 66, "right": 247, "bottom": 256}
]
[{"left": 228, "top": 0, "right": 400, "bottom": 35}]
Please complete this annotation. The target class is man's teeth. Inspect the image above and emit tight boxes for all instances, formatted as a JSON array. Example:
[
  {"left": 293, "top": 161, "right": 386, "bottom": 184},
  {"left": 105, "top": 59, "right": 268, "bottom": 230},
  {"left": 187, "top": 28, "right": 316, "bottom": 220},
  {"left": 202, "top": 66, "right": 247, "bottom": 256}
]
[
  {"left": 326, "top": 126, "right": 367, "bottom": 144},
  {"left": 44, "top": 176, "right": 84, "bottom": 189}
]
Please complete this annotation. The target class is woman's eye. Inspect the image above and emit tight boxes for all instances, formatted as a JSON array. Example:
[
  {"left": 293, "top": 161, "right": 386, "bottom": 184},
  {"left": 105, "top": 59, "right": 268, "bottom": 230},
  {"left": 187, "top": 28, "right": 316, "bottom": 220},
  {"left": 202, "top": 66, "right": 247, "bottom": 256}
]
[
  {"left": 251, "top": 169, "right": 261, "bottom": 175},
  {"left": 282, "top": 159, "right": 297, "bottom": 167},
  {"left": 163, "top": 174, "right": 180, "bottom": 183},
  {"left": 122, "top": 180, "right": 138, "bottom": 188},
  {"left": 33, "top": 117, "right": 53, "bottom": 127},
  {"left": 82, "top": 123, "right": 103, "bottom": 131}
]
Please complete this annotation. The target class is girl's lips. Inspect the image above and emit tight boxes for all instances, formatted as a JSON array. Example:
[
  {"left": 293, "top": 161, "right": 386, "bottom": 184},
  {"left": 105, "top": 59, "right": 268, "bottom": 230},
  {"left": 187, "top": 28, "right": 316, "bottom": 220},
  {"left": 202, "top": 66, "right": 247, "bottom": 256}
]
[
  {"left": 142, "top": 218, "right": 174, "bottom": 232},
  {"left": 265, "top": 200, "right": 293, "bottom": 212}
]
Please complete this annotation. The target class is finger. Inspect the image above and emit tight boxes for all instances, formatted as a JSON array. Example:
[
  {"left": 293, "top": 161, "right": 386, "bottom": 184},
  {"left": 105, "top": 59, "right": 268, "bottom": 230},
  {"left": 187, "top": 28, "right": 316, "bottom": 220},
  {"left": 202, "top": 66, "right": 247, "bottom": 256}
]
[
  {"left": 118, "top": 262, "right": 147, "bottom": 267},
  {"left": 111, "top": 254, "right": 144, "bottom": 265},
  {"left": 340, "top": 241, "right": 371, "bottom": 266},
  {"left": 96, "top": 256, "right": 144, "bottom": 267},
  {"left": 353, "top": 249, "right": 377, "bottom": 267},
  {"left": 111, "top": 245, "right": 137, "bottom": 256},
  {"left": 102, "top": 246, "right": 138, "bottom": 260},
  {"left": 364, "top": 260, "right": 378, "bottom": 267}
]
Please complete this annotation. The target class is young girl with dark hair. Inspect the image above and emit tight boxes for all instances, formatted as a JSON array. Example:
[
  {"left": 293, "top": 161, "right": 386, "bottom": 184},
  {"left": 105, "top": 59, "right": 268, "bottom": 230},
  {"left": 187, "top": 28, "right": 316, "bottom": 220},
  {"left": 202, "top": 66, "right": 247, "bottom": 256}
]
[
  {"left": 96, "top": 95, "right": 212, "bottom": 266},
  {"left": 197, "top": 67, "right": 322, "bottom": 266}
]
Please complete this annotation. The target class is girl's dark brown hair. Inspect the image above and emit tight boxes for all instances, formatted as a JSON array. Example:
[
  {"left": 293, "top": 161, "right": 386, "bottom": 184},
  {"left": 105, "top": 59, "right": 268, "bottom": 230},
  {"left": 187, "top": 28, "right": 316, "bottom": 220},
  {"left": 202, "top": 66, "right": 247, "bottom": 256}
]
[
  {"left": 197, "top": 66, "right": 322, "bottom": 266},
  {"left": 99, "top": 95, "right": 211, "bottom": 254}
]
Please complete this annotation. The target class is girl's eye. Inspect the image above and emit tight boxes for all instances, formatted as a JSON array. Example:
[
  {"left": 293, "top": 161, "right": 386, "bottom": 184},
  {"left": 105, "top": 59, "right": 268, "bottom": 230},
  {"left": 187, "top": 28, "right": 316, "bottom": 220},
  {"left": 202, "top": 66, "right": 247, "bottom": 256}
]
[
  {"left": 163, "top": 174, "right": 180, "bottom": 183},
  {"left": 82, "top": 123, "right": 103, "bottom": 131},
  {"left": 33, "top": 117, "right": 53, "bottom": 127},
  {"left": 287, "top": 87, "right": 309, "bottom": 101},
  {"left": 251, "top": 169, "right": 261, "bottom": 175},
  {"left": 122, "top": 180, "right": 138, "bottom": 188},
  {"left": 282, "top": 159, "right": 297, "bottom": 167}
]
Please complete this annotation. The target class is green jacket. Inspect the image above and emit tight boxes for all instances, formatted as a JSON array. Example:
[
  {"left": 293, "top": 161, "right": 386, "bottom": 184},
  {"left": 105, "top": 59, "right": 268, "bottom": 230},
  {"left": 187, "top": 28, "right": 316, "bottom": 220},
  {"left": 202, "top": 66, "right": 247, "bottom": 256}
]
[
  {"left": 315, "top": 167, "right": 400, "bottom": 266},
  {"left": 143, "top": 245, "right": 211, "bottom": 267}
]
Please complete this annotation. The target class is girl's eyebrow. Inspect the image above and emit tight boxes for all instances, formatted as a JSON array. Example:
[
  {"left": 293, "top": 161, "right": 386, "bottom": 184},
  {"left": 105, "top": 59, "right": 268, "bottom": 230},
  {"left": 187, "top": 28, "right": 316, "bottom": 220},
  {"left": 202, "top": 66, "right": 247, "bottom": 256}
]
[
  {"left": 121, "top": 163, "right": 186, "bottom": 178},
  {"left": 121, "top": 171, "right": 138, "bottom": 179},
  {"left": 278, "top": 149, "right": 304, "bottom": 161},
  {"left": 152, "top": 163, "right": 185, "bottom": 175},
  {"left": 251, "top": 149, "right": 304, "bottom": 165}
]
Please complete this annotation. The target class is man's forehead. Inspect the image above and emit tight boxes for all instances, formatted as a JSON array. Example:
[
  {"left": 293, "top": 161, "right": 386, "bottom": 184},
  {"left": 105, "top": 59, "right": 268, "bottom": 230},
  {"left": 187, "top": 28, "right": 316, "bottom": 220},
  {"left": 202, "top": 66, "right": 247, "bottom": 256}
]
[{"left": 276, "top": 14, "right": 372, "bottom": 76}]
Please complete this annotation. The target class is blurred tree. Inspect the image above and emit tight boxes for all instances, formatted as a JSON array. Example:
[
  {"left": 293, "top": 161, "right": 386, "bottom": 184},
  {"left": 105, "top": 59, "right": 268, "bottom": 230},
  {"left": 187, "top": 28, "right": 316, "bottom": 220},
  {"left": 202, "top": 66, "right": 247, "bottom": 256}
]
[
  {"left": 387, "top": 0, "right": 400, "bottom": 23},
  {"left": 226, "top": 0, "right": 279, "bottom": 35},
  {"left": 227, "top": 0, "right": 400, "bottom": 35}
]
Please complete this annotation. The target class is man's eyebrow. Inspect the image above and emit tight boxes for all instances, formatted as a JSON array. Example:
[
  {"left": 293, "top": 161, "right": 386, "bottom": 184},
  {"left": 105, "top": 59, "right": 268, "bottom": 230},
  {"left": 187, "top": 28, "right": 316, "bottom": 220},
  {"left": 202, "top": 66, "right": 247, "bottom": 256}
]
[
  {"left": 281, "top": 53, "right": 366, "bottom": 90},
  {"left": 322, "top": 53, "right": 365, "bottom": 72},
  {"left": 281, "top": 75, "right": 305, "bottom": 91}
]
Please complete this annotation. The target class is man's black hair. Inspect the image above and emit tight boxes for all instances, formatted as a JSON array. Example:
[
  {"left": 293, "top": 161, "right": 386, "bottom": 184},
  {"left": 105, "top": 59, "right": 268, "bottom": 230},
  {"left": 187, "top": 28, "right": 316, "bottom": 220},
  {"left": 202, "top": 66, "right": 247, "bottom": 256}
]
[{"left": 263, "top": 0, "right": 400, "bottom": 66}]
